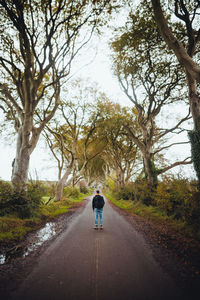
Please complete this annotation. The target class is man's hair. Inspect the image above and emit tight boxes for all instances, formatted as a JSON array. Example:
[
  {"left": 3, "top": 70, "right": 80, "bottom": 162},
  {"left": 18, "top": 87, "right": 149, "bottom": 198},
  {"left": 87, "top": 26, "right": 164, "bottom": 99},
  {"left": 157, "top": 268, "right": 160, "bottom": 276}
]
[{"left": 96, "top": 190, "right": 100, "bottom": 194}]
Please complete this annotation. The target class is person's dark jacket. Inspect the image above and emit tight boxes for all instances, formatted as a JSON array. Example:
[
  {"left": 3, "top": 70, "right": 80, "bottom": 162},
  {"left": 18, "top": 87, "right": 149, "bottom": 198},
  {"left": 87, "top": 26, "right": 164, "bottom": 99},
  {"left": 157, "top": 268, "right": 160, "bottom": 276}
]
[{"left": 92, "top": 194, "right": 105, "bottom": 210}]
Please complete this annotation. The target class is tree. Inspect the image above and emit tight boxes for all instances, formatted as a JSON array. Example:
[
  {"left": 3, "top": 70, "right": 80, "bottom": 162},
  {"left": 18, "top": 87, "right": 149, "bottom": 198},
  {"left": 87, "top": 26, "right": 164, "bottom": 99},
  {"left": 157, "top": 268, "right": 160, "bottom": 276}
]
[
  {"left": 111, "top": 4, "right": 192, "bottom": 187},
  {"left": 0, "top": 0, "right": 115, "bottom": 189},
  {"left": 44, "top": 82, "right": 109, "bottom": 201},
  {"left": 151, "top": 0, "right": 200, "bottom": 186},
  {"left": 99, "top": 102, "right": 139, "bottom": 188},
  {"left": 84, "top": 156, "right": 107, "bottom": 186}
]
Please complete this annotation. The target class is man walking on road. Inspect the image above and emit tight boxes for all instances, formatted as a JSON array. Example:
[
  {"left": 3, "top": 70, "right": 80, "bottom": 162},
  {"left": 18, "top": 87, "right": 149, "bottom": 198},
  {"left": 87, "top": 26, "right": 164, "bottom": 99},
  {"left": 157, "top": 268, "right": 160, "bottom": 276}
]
[{"left": 92, "top": 190, "right": 105, "bottom": 230}]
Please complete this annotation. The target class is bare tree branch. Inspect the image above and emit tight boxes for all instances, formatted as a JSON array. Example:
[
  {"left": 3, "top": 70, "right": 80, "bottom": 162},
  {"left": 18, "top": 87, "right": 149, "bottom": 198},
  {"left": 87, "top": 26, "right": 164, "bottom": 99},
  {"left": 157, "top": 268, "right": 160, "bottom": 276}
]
[{"left": 158, "top": 157, "right": 192, "bottom": 174}]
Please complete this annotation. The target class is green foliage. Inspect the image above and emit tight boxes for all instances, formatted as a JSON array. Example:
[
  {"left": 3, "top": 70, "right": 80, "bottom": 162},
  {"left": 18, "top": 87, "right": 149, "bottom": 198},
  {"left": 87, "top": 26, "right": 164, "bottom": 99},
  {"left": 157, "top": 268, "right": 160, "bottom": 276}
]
[
  {"left": 115, "top": 185, "right": 134, "bottom": 201},
  {"left": 154, "top": 177, "right": 199, "bottom": 228},
  {"left": 0, "top": 180, "right": 44, "bottom": 218},
  {"left": 0, "top": 180, "right": 13, "bottom": 215},
  {"left": 106, "top": 178, "right": 155, "bottom": 205},
  {"left": 106, "top": 176, "right": 200, "bottom": 230},
  {"left": 106, "top": 192, "right": 166, "bottom": 220},
  {"left": 0, "top": 188, "right": 88, "bottom": 242},
  {"left": 63, "top": 186, "right": 80, "bottom": 199},
  {"left": 106, "top": 177, "right": 200, "bottom": 240},
  {"left": 40, "top": 199, "right": 71, "bottom": 218},
  {"left": 79, "top": 185, "right": 89, "bottom": 194},
  {"left": 134, "top": 179, "right": 156, "bottom": 205},
  {"left": 105, "top": 177, "right": 116, "bottom": 192},
  {"left": 184, "top": 191, "right": 200, "bottom": 228},
  {"left": 144, "top": 158, "right": 159, "bottom": 186},
  {"left": 0, "top": 216, "right": 38, "bottom": 242}
]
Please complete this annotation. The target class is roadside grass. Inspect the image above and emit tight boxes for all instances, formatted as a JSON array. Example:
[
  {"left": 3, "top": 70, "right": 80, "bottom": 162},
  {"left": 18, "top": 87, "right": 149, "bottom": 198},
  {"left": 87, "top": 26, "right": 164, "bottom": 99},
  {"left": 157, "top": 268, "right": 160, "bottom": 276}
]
[
  {"left": 105, "top": 192, "right": 166, "bottom": 217},
  {"left": 0, "top": 216, "right": 40, "bottom": 242},
  {"left": 0, "top": 192, "right": 89, "bottom": 243},
  {"left": 105, "top": 192, "right": 200, "bottom": 240},
  {"left": 40, "top": 193, "right": 88, "bottom": 218}
]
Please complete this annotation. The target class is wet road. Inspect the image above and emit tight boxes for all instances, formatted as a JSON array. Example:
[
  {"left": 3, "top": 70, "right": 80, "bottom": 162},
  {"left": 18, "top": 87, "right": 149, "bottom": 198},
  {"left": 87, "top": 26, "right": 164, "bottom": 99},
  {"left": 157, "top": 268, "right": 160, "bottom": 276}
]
[{"left": 10, "top": 197, "right": 186, "bottom": 300}]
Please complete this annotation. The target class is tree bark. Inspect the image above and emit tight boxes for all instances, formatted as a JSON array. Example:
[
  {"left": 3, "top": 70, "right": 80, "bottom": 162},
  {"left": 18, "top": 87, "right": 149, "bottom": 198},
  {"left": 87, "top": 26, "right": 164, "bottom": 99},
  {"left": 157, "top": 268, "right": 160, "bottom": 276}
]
[
  {"left": 116, "top": 169, "right": 125, "bottom": 188},
  {"left": 54, "top": 160, "right": 75, "bottom": 202},
  {"left": 186, "top": 72, "right": 200, "bottom": 185},
  {"left": 186, "top": 72, "right": 200, "bottom": 131},
  {"left": 11, "top": 128, "right": 30, "bottom": 189},
  {"left": 143, "top": 153, "right": 158, "bottom": 188}
]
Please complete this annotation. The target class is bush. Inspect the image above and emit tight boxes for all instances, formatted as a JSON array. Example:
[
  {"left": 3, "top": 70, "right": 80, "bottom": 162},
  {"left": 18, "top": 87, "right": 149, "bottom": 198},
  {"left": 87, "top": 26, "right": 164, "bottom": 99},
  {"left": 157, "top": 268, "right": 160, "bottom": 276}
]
[
  {"left": 79, "top": 185, "right": 89, "bottom": 194},
  {"left": 63, "top": 186, "right": 80, "bottom": 198},
  {"left": 155, "top": 177, "right": 199, "bottom": 224},
  {"left": 106, "top": 179, "right": 155, "bottom": 205},
  {"left": 155, "top": 181, "right": 173, "bottom": 215},
  {"left": 184, "top": 191, "right": 200, "bottom": 228},
  {"left": 0, "top": 180, "right": 44, "bottom": 218},
  {"left": 105, "top": 177, "right": 116, "bottom": 192},
  {"left": 133, "top": 179, "right": 155, "bottom": 205},
  {"left": 39, "top": 182, "right": 56, "bottom": 197},
  {"left": 115, "top": 185, "right": 134, "bottom": 201},
  {"left": 0, "top": 181, "right": 13, "bottom": 215}
]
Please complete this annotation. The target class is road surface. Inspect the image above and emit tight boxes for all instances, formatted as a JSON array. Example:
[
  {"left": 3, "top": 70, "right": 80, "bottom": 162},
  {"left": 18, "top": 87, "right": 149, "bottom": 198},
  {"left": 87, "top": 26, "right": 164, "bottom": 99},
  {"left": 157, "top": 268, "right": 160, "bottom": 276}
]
[{"left": 10, "top": 196, "right": 187, "bottom": 300}]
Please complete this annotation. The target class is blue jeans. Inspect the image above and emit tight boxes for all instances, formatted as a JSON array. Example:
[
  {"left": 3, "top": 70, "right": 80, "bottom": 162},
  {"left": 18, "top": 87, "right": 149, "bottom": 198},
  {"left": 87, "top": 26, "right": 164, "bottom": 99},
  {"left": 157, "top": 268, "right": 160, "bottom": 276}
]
[{"left": 94, "top": 208, "right": 103, "bottom": 226}]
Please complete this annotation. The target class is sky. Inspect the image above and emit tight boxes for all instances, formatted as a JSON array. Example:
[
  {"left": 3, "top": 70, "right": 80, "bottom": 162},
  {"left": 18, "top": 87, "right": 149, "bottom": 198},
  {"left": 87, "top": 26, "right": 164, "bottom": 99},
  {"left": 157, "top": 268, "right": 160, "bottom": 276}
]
[{"left": 0, "top": 3, "right": 197, "bottom": 182}]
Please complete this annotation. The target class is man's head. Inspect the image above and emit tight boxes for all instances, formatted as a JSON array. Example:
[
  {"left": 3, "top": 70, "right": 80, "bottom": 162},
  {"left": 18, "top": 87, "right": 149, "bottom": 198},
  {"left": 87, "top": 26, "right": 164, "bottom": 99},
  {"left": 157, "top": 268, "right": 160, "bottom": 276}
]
[{"left": 96, "top": 190, "right": 100, "bottom": 194}]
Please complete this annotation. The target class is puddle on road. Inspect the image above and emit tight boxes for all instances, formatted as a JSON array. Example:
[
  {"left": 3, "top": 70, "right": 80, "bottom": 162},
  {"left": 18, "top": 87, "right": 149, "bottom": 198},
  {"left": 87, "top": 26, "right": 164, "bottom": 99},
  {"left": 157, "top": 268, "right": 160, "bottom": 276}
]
[
  {"left": 23, "top": 222, "right": 56, "bottom": 257},
  {"left": 0, "top": 222, "right": 57, "bottom": 266},
  {"left": 0, "top": 254, "right": 6, "bottom": 265}
]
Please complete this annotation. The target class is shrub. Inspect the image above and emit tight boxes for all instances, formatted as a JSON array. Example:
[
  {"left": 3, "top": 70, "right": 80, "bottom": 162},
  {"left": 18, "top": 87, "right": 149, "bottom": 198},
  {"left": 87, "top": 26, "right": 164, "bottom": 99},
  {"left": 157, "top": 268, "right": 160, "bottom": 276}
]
[
  {"left": 0, "top": 180, "right": 44, "bottom": 218},
  {"left": 63, "top": 186, "right": 80, "bottom": 198},
  {"left": 0, "top": 180, "right": 13, "bottom": 215},
  {"left": 115, "top": 185, "right": 134, "bottom": 201},
  {"left": 79, "top": 185, "right": 89, "bottom": 194},
  {"left": 133, "top": 179, "right": 155, "bottom": 205},
  {"left": 155, "top": 181, "right": 173, "bottom": 215},
  {"left": 184, "top": 191, "right": 200, "bottom": 228},
  {"left": 155, "top": 176, "right": 199, "bottom": 225},
  {"left": 105, "top": 177, "right": 116, "bottom": 192}
]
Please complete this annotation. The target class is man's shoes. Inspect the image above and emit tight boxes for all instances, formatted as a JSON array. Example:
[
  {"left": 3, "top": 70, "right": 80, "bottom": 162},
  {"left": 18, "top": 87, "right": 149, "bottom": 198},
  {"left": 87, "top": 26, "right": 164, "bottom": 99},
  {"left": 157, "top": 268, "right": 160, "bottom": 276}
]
[
  {"left": 100, "top": 225, "right": 103, "bottom": 230},
  {"left": 94, "top": 225, "right": 98, "bottom": 230}
]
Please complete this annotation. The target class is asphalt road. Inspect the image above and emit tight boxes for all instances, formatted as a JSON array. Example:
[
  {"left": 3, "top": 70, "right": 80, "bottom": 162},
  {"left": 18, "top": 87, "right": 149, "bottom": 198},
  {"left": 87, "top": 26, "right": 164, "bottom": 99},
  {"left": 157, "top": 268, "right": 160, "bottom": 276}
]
[{"left": 10, "top": 196, "right": 187, "bottom": 300}]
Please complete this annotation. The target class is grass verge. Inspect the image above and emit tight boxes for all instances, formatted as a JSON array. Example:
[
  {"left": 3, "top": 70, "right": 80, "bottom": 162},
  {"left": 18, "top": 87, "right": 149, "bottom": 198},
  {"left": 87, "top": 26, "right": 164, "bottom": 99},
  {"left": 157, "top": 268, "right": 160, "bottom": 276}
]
[
  {"left": 0, "top": 193, "right": 89, "bottom": 243},
  {"left": 105, "top": 192, "right": 200, "bottom": 241}
]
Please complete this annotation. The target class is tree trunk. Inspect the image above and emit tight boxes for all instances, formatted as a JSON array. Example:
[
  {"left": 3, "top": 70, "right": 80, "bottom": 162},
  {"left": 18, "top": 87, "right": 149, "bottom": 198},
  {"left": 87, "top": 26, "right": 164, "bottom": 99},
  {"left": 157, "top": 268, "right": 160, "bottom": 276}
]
[
  {"left": 65, "top": 162, "right": 87, "bottom": 188},
  {"left": 11, "top": 128, "right": 30, "bottom": 190},
  {"left": 143, "top": 154, "right": 158, "bottom": 188},
  {"left": 55, "top": 161, "right": 75, "bottom": 201},
  {"left": 117, "top": 169, "right": 125, "bottom": 188},
  {"left": 187, "top": 72, "right": 200, "bottom": 187},
  {"left": 187, "top": 72, "right": 200, "bottom": 132}
]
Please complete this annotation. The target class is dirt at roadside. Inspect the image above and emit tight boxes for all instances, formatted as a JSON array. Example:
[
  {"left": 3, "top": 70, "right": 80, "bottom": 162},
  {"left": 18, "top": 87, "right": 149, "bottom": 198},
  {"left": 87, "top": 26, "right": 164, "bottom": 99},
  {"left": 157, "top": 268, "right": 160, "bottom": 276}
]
[{"left": 108, "top": 199, "right": 200, "bottom": 295}]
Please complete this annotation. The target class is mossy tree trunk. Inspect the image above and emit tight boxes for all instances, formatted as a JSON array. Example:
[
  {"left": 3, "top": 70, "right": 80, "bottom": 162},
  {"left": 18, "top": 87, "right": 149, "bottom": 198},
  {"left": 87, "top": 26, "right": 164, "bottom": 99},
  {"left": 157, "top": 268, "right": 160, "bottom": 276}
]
[
  {"left": 187, "top": 72, "right": 200, "bottom": 188},
  {"left": 143, "top": 154, "right": 158, "bottom": 188}
]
